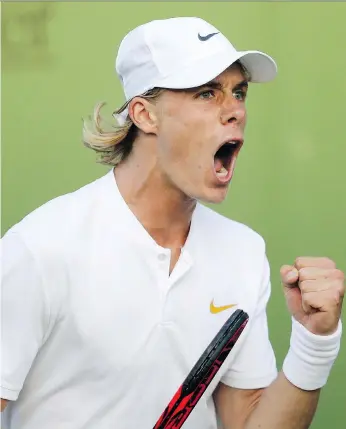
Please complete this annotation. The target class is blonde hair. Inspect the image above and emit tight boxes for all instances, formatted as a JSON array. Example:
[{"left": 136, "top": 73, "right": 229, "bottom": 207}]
[
  {"left": 83, "top": 61, "right": 250, "bottom": 167},
  {"left": 82, "top": 88, "right": 164, "bottom": 166}
]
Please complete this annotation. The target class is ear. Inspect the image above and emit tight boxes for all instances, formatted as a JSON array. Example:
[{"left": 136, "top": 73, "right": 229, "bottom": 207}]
[{"left": 128, "top": 97, "right": 159, "bottom": 135}]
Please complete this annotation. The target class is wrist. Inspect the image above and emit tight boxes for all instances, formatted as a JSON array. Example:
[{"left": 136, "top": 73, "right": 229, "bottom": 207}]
[{"left": 282, "top": 317, "right": 342, "bottom": 391}]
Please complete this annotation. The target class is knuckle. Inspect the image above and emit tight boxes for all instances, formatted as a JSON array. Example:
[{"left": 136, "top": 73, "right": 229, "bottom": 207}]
[
  {"left": 332, "top": 290, "right": 342, "bottom": 305},
  {"left": 295, "top": 256, "right": 336, "bottom": 270},
  {"left": 334, "top": 269, "right": 345, "bottom": 281},
  {"left": 322, "top": 257, "right": 336, "bottom": 269},
  {"left": 298, "top": 267, "right": 311, "bottom": 281},
  {"left": 338, "top": 284, "right": 346, "bottom": 298},
  {"left": 325, "top": 283, "right": 344, "bottom": 305},
  {"left": 299, "top": 279, "right": 312, "bottom": 292},
  {"left": 295, "top": 257, "right": 305, "bottom": 269}
]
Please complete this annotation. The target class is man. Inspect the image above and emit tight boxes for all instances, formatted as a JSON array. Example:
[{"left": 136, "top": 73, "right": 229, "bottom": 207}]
[{"left": 1, "top": 16, "right": 344, "bottom": 429}]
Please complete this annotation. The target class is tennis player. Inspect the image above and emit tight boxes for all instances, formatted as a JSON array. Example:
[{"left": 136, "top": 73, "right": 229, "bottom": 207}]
[{"left": 1, "top": 17, "right": 344, "bottom": 429}]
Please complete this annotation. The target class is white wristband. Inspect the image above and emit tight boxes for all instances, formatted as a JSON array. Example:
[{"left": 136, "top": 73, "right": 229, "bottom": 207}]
[{"left": 283, "top": 317, "right": 342, "bottom": 391}]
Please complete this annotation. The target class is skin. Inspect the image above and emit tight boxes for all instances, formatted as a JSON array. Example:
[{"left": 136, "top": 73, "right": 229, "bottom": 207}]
[
  {"left": 215, "top": 257, "right": 344, "bottom": 429},
  {"left": 113, "top": 63, "right": 345, "bottom": 428},
  {"left": 2, "top": 65, "right": 345, "bottom": 429},
  {"left": 1, "top": 400, "right": 7, "bottom": 412},
  {"left": 115, "top": 63, "right": 247, "bottom": 271}
]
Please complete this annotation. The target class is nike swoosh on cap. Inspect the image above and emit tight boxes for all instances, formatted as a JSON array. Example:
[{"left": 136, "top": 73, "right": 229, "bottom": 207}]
[
  {"left": 210, "top": 300, "right": 237, "bottom": 314},
  {"left": 198, "top": 32, "right": 220, "bottom": 42}
]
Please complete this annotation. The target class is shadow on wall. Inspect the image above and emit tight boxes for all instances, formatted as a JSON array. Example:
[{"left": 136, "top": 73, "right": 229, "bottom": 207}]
[{"left": 2, "top": 3, "right": 56, "bottom": 72}]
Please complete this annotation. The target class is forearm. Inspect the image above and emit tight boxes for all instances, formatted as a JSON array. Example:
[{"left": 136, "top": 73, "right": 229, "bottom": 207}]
[
  {"left": 1, "top": 399, "right": 9, "bottom": 412},
  {"left": 245, "top": 372, "right": 320, "bottom": 429}
]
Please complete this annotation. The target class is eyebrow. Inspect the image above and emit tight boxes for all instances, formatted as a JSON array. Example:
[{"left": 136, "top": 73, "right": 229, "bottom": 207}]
[
  {"left": 233, "top": 80, "right": 249, "bottom": 90},
  {"left": 191, "top": 79, "right": 249, "bottom": 92}
]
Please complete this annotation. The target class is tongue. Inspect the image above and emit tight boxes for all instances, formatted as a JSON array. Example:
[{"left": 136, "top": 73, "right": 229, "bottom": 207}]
[{"left": 214, "top": 157, "right": 223, "bottom": 172}]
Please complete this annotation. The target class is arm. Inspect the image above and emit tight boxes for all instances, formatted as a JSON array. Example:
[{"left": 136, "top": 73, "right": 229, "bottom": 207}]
[
  {"left": 1, "top": 399, "right": 9, "bottom": 412},
  {"left": 246, "top": 372, "right": 320, "bottom": 428},
  {"left": 214, "top": 373, "right": 320, "bottom": 429},
  {"left": 0, "top": 230, "right": 51, "bottom": 404},
  {"left": 215, "top": 256, "right": 344, "bottom": 429}
]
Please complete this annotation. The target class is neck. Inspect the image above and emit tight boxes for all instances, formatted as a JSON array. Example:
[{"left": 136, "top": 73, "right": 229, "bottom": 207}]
[{"left": 113, "top": 145, "right": 196, "bottom": 249}]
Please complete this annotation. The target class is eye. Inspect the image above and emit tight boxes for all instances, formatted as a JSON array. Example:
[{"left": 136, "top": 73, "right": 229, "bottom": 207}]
[
  {"left": 233, "top": 89, "right": 247, "bottom": 101},
  {"left": 197, "top": 89, "right": 215, "bottom": 99}
]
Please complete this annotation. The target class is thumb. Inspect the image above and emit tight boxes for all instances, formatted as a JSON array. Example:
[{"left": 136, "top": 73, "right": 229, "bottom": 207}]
[{"left": 280, "top": 265, "right": 299, "bottom": 288}]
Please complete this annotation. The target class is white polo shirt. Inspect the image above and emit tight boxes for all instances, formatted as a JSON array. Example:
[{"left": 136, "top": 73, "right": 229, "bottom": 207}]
[{"left": 1, "top": 170, "right": 277, "bottom": 429}]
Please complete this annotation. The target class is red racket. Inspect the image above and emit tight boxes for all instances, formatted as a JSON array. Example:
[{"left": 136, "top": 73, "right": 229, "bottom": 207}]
[{"left": 153, "top": 309, "right": 249, "bottom": 429}]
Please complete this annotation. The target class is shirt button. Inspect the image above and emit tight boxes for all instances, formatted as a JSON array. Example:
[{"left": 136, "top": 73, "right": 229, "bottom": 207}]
[{"left": 158, "top": 253, "right": 166, "bottom": 261}]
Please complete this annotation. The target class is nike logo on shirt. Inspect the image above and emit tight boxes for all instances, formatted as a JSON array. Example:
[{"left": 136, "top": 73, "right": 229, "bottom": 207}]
[{"left": 210, "top": 300, "right": 236, "bottom": 314}]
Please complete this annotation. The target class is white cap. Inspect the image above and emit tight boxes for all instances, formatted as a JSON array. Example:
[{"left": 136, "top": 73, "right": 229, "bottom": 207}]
[{"left": 114, "top": 17, "right": 277, "bottom": 124}]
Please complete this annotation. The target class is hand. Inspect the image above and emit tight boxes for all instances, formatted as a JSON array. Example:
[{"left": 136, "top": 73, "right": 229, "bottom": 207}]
[{"left": 280, "top": 257, "right": 345, "bottom": 335}]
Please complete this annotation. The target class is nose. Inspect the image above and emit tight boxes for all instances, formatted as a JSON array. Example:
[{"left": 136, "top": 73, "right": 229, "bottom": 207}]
[{"left": 220, "top": 103, "right": 246, "bottom": 126}]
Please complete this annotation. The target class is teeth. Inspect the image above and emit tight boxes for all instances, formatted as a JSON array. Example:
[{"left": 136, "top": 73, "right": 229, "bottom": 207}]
[{"left": 216, "top": 166, "right": 228, "bottom": 177}]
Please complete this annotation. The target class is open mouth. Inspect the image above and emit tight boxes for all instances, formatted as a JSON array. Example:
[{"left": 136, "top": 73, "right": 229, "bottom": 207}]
[{"left": 213, "top": 140, "right": 242, "bottom": 181}]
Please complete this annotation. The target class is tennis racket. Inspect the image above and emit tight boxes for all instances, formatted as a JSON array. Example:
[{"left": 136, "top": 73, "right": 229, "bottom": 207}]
[{"left": 153, "top": 309, "right": 249, "bottom": 429}]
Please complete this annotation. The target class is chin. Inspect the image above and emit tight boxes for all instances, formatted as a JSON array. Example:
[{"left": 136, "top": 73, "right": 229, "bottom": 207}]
[{"left": 194, "top": 185, "right": 230, "bottom": 205}]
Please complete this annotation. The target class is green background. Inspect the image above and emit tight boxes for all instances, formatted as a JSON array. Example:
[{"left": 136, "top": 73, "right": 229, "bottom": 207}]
[{"left": 2, "top": 2, "right": 346, "bottom": 427}]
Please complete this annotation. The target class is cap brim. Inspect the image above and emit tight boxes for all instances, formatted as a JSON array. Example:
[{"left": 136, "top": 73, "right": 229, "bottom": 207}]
[
  {"left": 117, "top": 48, "right": 277, "bottom": 124},
  {"left": 154, "top": 48, "right": 277, "bottom": 91},
  {"left": 237, "top": 50, "right": 277, "bottom": 83}
]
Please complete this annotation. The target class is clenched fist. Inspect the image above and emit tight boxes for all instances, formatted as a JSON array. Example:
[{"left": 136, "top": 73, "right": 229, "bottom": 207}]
[{"left": 281, "top": 257, "right": 345, "bottom": 335}]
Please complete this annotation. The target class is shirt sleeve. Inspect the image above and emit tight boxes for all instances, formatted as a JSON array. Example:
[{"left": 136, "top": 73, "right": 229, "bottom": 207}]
[
  {"left": 1, "top": 230, "right": 50, "bottom": 401},
  {"left": 220, "top": 254, "right": 278, "bottom": 389}
]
